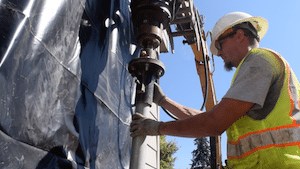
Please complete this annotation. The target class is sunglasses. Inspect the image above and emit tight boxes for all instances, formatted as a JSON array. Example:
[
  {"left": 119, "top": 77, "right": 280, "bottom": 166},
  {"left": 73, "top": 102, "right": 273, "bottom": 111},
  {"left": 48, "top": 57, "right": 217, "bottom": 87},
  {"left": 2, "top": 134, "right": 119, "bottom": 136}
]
[{"left": 215, "top": 28, "right": 237, "bottom": 51}]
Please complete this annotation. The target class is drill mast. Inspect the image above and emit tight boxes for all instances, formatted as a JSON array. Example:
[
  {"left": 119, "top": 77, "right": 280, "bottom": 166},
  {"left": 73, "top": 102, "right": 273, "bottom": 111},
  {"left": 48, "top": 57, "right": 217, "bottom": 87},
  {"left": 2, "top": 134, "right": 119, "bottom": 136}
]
[{"left": 129, "top": 0, "right": 222, "bottom": 168}]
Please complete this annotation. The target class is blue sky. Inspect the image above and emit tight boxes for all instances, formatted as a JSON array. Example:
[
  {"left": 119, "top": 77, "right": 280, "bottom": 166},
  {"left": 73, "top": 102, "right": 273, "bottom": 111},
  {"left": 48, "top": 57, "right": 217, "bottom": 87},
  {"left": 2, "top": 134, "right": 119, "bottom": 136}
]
[{"left": 159, "top": 1, "right": 300, "bottom": 168}]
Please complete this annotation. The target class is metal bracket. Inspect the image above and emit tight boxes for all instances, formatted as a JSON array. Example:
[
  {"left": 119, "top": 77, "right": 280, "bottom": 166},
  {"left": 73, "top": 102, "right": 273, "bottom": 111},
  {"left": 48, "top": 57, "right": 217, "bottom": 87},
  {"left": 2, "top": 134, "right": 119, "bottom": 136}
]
[
  {"left": 129, "top": 57, "right": 165, "bottom": 79},
  {"left": 168, "top": 0, "right": 205, "bottom": 52}
]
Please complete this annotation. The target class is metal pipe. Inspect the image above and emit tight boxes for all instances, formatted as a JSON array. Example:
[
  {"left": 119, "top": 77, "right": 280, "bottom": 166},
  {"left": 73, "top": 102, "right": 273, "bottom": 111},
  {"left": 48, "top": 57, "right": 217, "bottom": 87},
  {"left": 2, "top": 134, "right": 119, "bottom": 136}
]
[
  {"left": 129, "top": 0, "right": 171, "bottom": 168},
  {"left": 130, "top": 103, "right": 151, "bottom": 169},
  {"left": 130, "top": 73, "right": 155, "bottom": 169},
  {"left": 128, "top": 55, "right": 165, "bottom": 169}
]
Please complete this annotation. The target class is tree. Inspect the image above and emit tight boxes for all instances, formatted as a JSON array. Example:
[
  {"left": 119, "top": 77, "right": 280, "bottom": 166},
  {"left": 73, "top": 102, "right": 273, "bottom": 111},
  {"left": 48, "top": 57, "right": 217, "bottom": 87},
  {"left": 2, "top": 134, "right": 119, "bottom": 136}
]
[
  {"left": 190, "top": 137, "right": 211, "bottom": 169},
  {"left": 160, "top": 135, "right": 179, "bottom": 169}
]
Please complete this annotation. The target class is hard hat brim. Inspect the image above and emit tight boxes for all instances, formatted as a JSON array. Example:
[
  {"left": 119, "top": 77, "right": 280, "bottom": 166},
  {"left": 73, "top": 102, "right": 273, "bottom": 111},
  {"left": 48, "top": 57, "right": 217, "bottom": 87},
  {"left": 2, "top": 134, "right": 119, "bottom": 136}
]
[{"left": 210, "top": 16, "right": 268, "bottom": 56}]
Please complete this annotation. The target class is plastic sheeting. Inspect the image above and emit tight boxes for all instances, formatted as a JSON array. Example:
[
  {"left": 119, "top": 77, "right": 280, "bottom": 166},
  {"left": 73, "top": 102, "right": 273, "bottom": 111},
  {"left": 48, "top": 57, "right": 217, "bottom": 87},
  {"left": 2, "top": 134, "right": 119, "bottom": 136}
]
[{"left": 0, "top": 0, "right": 138, "bottom": 168}]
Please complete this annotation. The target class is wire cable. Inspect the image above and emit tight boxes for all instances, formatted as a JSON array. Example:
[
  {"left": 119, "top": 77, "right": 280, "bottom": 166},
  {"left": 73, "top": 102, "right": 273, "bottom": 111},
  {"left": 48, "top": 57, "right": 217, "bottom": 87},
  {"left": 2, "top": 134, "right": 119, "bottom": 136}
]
[{"left": 162, "top": 107, "right": 179, "bottom": 120}]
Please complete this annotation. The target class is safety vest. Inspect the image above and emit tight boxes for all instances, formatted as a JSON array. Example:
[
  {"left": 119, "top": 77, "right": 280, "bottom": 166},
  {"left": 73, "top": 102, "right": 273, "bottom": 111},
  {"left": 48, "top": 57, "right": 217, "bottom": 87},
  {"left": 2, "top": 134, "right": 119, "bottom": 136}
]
[{"left": 226, "top": 48, "right": 300, "bottom": 169}]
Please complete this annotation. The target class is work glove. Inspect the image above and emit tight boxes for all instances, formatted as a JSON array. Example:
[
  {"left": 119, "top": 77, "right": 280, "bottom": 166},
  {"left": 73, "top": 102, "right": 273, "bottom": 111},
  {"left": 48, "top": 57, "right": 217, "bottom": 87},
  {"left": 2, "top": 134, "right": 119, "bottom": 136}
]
[
  {"left": 153, "top": 82, "right": 166, "bottom": 106},
  {"left": 130, "top": 113, "right": 162, "bottom": 137}
]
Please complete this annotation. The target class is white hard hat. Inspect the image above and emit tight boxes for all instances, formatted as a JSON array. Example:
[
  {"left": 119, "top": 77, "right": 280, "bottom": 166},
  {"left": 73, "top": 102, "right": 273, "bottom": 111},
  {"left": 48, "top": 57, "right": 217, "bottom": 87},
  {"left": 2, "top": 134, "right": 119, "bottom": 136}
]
[{"left": 210, "top": 12, "right": 268, "bottom": 55}]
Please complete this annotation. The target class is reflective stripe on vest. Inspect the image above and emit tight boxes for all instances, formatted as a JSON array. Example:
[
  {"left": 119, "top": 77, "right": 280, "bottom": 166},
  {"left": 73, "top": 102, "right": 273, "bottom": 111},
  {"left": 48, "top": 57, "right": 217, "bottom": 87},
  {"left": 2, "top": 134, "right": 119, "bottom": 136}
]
[
  {"left": 290, "top": 70, "right": 300, "bottom": 124},
  {"left": 227, "top": 48, "right": 300, "bottom": 160},
  {"left": 227, "top": 126, "right": 300, "bottom": 159}
]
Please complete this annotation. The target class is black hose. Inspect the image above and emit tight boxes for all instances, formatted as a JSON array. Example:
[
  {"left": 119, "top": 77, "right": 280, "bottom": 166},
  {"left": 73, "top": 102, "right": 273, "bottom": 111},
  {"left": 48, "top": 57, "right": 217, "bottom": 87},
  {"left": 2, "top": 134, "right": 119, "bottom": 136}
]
[
  {"left": 162, "top": 107, "right": 179, "bottom": 120},
  {"left": 196, "top": 9, "right": 209, "bottom": 111},
  {"left": 199, "top": 55, "right": 209, "bottom": 111}
]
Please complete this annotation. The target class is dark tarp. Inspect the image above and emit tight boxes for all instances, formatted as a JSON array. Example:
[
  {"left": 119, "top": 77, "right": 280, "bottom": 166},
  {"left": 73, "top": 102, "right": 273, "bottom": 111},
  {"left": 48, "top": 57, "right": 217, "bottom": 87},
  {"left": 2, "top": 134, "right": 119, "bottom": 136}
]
[{"left": 0, "top": 0, "right": 138, "bottom": 168}]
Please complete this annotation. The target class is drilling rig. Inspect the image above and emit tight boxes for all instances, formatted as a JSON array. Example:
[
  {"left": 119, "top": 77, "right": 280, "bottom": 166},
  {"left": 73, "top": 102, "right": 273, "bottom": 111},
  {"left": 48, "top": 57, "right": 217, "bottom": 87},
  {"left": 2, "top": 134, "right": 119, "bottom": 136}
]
[{"left": 128, "top": 0, "right": 222, "bottom": 168}]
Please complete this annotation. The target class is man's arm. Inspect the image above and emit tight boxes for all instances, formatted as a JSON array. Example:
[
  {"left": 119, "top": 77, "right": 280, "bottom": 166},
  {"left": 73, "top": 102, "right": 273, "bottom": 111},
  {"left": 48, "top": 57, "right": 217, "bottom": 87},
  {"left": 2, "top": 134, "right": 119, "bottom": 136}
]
[
  {"left": 153, "top": 82, "right": 203, "bottom": 119},
  {"left": 158, "top": 98, "right": 254, "bottom": 138},
  {"left": 160, "top": 97, "right": 204, "bottom": 119}
]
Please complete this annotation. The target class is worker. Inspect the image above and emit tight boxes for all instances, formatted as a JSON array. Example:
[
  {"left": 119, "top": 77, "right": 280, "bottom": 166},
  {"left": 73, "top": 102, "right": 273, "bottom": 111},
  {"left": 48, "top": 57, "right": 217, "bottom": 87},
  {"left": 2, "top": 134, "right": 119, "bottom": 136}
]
[{"left": 130, "top": 11, "right": 300, "bottom": 168}]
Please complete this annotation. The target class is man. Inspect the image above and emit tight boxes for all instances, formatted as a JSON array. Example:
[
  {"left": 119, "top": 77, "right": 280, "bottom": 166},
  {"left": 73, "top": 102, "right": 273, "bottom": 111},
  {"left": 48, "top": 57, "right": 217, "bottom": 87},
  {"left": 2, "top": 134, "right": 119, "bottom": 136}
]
[{"left": 130, "top": 12, "right": 300, "bottom": 168}]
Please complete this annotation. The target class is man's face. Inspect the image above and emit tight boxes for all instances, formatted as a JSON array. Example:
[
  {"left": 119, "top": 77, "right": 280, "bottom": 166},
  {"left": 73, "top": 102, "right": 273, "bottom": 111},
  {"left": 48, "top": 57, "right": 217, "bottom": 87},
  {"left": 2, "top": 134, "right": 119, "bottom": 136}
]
[{"left": 215, "top": 28, "right": 239, "bottom": 71}]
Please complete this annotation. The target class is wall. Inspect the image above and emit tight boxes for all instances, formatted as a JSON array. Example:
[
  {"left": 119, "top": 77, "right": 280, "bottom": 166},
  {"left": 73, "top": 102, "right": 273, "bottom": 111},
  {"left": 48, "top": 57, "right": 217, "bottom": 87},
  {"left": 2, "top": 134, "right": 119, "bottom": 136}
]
[{"left": 0, "top": 0, "right": 160, "bottom": 168}]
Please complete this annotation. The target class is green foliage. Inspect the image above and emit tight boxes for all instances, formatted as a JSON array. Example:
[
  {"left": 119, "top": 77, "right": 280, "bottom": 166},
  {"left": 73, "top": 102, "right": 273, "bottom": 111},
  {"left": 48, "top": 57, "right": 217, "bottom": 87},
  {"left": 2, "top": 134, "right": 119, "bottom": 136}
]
[
  {"left": 160, "top": 135, "right": 179, "bottom": 169},
  {"left": 190, "top": 137, "right": 211, "bottom": 169}
]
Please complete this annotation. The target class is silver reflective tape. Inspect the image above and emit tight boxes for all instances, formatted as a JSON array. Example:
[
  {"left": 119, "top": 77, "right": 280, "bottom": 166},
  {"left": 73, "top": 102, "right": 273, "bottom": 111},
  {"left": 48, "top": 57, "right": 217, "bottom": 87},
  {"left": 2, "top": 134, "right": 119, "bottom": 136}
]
[
  {"left": 228, "top": 127, "right": 300, "bottom": 157},
  {"left": 289, "top": 70, "right": 300, "bottom": 124}
]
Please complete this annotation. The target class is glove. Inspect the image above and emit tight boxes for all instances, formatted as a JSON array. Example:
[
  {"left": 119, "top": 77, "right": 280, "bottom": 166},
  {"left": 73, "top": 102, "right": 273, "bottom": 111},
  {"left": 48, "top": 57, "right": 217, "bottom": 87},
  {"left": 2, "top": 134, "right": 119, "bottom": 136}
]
[
  {"left": 153, "top": 82, "right": 166, "bottom": 106},
  {"left": 130, "top": 113, "right": 162, "bottom": 137}
]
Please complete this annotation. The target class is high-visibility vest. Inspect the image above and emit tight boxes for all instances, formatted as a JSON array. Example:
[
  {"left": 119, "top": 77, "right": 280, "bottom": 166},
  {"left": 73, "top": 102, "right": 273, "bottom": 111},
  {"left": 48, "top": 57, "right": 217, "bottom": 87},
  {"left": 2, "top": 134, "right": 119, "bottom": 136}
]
[{"left": 226, "top": 48, "right": 300, "bottom": 169}]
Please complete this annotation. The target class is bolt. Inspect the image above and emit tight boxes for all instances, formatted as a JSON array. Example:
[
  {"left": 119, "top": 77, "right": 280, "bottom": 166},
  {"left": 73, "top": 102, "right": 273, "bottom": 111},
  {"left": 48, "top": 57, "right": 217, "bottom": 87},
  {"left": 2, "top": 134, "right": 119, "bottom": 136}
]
[
  {"left": 141, "top": 50, "right": 147, "bottom": 57},
  {"left": 135, "top": 79, "right": 140, "bottom": 84},
  {"left": 145, "top": 63, "right": 149, "bottom": 71},
  {"left": 157, "top": 69, "right": 163, "bottom": 77},
  {"left": 143, "top": 19, "right": 148, "bottom": 23},
  {"left": 141, "top": 83, "right": 145, "bottom": 93}
]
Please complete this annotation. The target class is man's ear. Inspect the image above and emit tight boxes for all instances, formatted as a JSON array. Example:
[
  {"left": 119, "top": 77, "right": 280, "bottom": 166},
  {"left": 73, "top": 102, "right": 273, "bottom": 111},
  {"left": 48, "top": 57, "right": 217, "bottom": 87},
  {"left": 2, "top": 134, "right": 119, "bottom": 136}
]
[{"left": 236, "top": 29, "right": 245, "bottom": 42}]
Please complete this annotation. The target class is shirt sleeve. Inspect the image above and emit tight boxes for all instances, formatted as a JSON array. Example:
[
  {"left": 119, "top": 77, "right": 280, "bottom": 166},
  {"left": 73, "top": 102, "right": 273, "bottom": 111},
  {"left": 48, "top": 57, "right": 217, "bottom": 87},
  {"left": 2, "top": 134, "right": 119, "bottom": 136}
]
[{"left": 223, "top": 53, "right": 277, "bottom": 109}]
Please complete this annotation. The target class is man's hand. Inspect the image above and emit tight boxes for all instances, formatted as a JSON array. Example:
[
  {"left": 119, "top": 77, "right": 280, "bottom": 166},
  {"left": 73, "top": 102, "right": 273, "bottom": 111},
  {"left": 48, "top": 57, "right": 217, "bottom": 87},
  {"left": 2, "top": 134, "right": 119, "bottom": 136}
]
[
  {"left": 130, "top": 113, "right": 162, "bottom": 137},
  {"left": 153, "top": 82, "right": 166, "bottom": 106}
]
